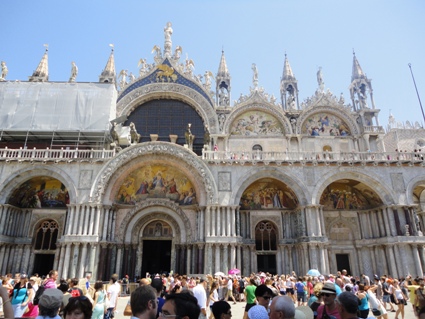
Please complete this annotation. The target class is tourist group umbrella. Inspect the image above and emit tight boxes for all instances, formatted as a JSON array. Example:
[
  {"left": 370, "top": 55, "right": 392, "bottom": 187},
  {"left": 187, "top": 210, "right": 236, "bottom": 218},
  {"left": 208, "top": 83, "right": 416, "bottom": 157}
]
[
  {"left": 306, "top": 269, "right": 321, "bottom": 276},
  {"left": 228, "top": 268, "right": 240, "bottom": 275}
]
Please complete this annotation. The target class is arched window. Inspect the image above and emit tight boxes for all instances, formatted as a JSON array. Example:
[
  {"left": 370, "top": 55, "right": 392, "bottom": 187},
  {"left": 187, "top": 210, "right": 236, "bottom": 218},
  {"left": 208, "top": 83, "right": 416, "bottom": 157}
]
[
  {"left": 34, "top": 220, "right": 59, "bottom": 250},
  {"left": 252, "top": 144, "right": 263, "bottom": 151},
  {"left": 143, "top": 220, "right": 173, "bottom": 237},
  {"left": 255, "top": 221, "right": 277, "bottom": 251}
]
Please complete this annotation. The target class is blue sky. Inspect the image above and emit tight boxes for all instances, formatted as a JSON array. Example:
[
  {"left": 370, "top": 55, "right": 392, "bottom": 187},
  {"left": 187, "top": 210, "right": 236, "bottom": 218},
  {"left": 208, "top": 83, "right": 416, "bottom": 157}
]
[{"left": 2, "top": 0, "right": 424, "bottom": 127}]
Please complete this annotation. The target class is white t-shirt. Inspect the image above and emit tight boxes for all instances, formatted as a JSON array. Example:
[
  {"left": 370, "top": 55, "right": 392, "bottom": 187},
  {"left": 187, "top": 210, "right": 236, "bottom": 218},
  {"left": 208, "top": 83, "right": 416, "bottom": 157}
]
[
  {"left": 227, "top": 279, "right": 233, "bottom": 290},
  {"left": 107, "top": 282, "right": 121, "bottom": 308},
  {"left": 193, "top": 284, "right": 207, "bottom": 310}
]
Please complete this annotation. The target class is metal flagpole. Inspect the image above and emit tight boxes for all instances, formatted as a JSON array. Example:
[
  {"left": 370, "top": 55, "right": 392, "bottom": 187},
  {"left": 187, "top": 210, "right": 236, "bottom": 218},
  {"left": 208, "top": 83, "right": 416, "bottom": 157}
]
[{"left": 408, "top": 63, "right": 425, "bottom": 125}]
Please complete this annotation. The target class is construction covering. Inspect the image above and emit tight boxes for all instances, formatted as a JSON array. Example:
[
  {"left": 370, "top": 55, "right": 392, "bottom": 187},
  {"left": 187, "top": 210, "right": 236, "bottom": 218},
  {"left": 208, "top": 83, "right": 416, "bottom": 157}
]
[{"left": 0, "top": 82, "right": 117, "bottom": 131}]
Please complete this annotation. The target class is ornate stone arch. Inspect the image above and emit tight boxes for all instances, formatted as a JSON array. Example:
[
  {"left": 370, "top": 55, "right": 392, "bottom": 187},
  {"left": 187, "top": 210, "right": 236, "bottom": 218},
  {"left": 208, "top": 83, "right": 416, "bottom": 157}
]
[
  {"left": 29, "top": 214, "right": 65, "bottom": 238},
  {"left": 405, "top": 174, "right": 425, "bottom": 205},
  {"left": 117, "top": 199, "right": 191, "bottom": 244},
  {"left": 231, "top": 167, "right": 309, "bottom": 207},
  {"left": 116, "top": 83, "right": 219, "bottom": 134},
  {"left": 90, "top": 142, "right": 217, "bottom": 205},
  {"left": 296, "top": 105, "right": 360, "bottom": 135},
  {"left": 0, "top": 165, "right": 77, "bottom": 205},
  {"left": 312, "top": 169, "right": 395, "bottom": 206},
  {"left": 224, "top": 103, "right": 291, "bottom": 135}
]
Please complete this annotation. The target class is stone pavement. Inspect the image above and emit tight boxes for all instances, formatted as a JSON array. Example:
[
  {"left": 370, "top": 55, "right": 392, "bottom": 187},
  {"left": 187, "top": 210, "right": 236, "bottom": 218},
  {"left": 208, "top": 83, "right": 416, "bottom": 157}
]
[{"left": 114, "top": 296, "right": 417, "bottom": 319}]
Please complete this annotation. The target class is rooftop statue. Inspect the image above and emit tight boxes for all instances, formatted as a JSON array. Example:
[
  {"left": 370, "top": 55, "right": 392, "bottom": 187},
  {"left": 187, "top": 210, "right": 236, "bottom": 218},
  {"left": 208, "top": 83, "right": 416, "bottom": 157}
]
[
  {"left": 69, "top": 61, "right": 78, "bottom": 82},
  {"left": 184, "top": 123, "right": 195, "bottom": 150},
  {"left": 317, "top": 67, "right": 324, "bottom": 91},
  {"left": 252, "top": 63, "right": 258, "bottom": 88},
  {"left": 164, "top": 22, "right": 173, "bottom": 57},
  {"left": 0, "top": 61, "right": 8, "bottom": 80}
]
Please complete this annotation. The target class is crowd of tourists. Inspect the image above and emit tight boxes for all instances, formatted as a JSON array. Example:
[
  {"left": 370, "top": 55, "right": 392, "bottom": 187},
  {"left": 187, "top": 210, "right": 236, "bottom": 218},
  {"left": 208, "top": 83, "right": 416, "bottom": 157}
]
[{"left": 0, "top": 269, "right": 424, "bottom": 319}]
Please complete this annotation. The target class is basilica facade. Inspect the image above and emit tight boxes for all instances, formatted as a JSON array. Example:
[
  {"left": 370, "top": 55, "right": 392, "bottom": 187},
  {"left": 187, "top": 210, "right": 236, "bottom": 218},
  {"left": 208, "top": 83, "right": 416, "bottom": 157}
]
[{"left": 0, "top": 23, "right": 424, "bottom": 280}]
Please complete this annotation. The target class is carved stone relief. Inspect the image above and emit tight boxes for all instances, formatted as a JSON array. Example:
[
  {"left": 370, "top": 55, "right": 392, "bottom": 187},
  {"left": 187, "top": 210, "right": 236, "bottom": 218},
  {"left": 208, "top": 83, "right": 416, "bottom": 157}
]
[
  {"left": 79, "top": 170, "right": 93, "bottom": 189},
  {"left": 218, "top": 172, "right": 231, "bottom": 192}
]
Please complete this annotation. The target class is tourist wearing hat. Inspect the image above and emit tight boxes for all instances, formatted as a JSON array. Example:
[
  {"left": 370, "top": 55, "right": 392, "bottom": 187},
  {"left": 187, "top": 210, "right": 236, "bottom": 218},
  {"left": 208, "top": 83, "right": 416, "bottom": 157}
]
[
  {"left": 248, "top": 305, "right": 268, "bottom": 319},
  {"left": 316, "top": 282, "right": 341, "bottom": 319},
  {"left": 36, "top": 288, "right": 63, "bottom": 319}
]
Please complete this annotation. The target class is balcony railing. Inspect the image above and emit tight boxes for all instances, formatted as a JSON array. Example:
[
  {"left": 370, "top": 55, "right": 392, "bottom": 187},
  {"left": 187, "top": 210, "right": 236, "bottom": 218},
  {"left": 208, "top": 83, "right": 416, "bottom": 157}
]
[
  {"left": 202, "top": 150, "right": 425, "bottom": 164},
  {"left": 363, "top": 125, "right": 385, "bottom": 133},
  {"left": 0, "top": 147, "right": 115, "bottom": 162}
]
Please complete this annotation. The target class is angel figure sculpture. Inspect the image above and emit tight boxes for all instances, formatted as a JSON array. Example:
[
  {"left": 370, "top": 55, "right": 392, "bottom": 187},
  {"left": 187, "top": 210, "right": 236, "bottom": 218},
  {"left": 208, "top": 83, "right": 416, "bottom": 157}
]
[
  {"left": 128, "top": 72, "right": 136, "bottom": 83},
  {"left": 138, "top": 58, "right": 148, "bottom": 76},
  {"left": 185, "top": 55, "right": 195, "bottom": 76},
  {"left": 173, "top": 46, "right": 182, "bottom": 61},
  {"left": 69, "top": 61, "right": 78, "bottom": 82},
  {"left": 118, "top": 70, "right": 128, "bottom": 90},
  {"left": 152, "top": 45, "right": 162, "bottom": 64},
  {"left": 0, "top": 61, "right": 8, "bottom": 80},
  {"left": 204, "top": 71, "right": 214, "bottom": 90}
]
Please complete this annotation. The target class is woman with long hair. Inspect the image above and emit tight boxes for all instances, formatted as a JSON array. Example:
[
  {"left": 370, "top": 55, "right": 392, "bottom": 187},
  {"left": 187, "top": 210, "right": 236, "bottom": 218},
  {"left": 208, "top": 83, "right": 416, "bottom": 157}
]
[
  {"left": 11, "top": 274, "right": 34, "bottom": 318},
  {"left": 209, "top": 282, "right": 219, "bottom": 319},
  {"left": 392, "top": 279, "right": 407, "bottom": 319},
  {"left": 91, "top": 281, "right": 106, "bottom": 319}
]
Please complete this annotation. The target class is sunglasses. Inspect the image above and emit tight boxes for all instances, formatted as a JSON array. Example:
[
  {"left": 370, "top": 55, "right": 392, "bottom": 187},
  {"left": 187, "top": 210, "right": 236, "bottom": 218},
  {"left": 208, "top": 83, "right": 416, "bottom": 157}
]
[{"left": 321, "top": 293, "right": 335, "bottom": 297}]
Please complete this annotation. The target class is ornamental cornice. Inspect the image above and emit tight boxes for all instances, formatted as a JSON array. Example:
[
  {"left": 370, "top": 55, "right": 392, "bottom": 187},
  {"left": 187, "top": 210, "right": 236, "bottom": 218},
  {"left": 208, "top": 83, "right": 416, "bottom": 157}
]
[
  {"left": 116, "top": 82, "right": 219, "bottom": 134},
  {"left": 296, "top": 104, "right": 359, "bottom": 135},
  {"left": 90, "top": 142, "right": 217, "bottom": 205},
  {"left": 224, "top": 102, "right": 291, "bottom": 135}
]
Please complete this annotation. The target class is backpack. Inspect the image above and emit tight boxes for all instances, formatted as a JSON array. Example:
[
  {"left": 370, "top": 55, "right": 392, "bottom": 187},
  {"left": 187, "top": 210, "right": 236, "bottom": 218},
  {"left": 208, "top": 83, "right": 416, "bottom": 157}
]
[
  {"left": 33, "top": 285, "right": 46, "bottom": 305},
  {"left": 70, "top": 288, "right": 81, "bottom": 297}
]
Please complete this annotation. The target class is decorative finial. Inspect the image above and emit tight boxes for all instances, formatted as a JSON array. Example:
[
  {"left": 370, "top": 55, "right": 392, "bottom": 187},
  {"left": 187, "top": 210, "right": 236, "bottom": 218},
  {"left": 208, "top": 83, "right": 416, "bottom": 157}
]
[
  {"left": 252, "top": 63, "right": 258, "bottom": 88},
  {"left": 109, "top": 43, "right": 114, "bottom": 51},
  {"left": 43, "top": 43, "right": 49, "bottom": 51}
]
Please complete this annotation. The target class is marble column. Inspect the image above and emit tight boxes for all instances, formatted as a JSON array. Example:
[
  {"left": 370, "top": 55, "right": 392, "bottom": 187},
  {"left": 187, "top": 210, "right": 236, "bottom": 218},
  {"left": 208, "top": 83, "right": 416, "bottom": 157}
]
[
  {"left": 88, "top": 244, "right": 97, "bottom": 278},
  {"left": 215, "top": 244, "right": 220, "bottom": 273},
  {"left": 115, "top": 245, "right": 123, "bottom": 277},
  {"left": 205, "top": 206, "right": 211, "bottom": 237},
  {"left": 71, "top": 243, "right": 80, "bottom": 278},
  {"left": 0, "top": 244, "right": 5, "bottom": 274},
  {"left": 62, "top": 243, "right": 72, "bottom": 279},
  {"left": 57, "top": 243, "right": 66, "bottom": 279},
  {"left": 211, "top": 207, "right": 216, "bottom": 237},
  {"left": 205, "top": 244, "right": 212, "bottom": 274},
  {"left": 199, "top": 208, "right": 204, "bottom": 241},
  {"left": 411, "top": 244, "right": 423, "bottom": 277},
  {"left": 186, "top": 245, "right": 192, "bottom": 275},
  {"left": 276, "top": 246, "right": 282, "bottom": 275},
  {"left": 236, "top": 245, "right": 241, "bottom": 271},
  {"left": 386, "top": 207, "right": 397, "bottom": 236},
  {"left": 222, "top": 244, "right": 228, "bottom": 273},
  {"left": 93, "top": 206, "right": 101, "bottom": 236},
  {"left": 82, "top": 206, "right": 90, "bottom": 235},
  {"left": 79, "top": 243, "right": 88, "bottom": 278},
  {"left": 226, "top": 207, "right": 231, "bottom": 237},
  {"left": 230, "top": 244, "right": 236, "bottom": 269},
  {"left": 217, "top": 207, "right": 221, "bottom": 236},
  {"left": 385, "top": 245, "right": 397, "bottom": 276}
]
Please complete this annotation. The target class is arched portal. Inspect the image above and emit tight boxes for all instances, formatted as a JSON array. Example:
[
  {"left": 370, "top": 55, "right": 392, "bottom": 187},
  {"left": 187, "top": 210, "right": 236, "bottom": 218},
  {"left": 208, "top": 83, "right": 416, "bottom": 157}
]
[
  {"left": 33, "top": 219, "right": 59, "bottom": 276},
  {"left": 255, "top": 220, "right": 278, "bottom": 274},
  {"left": 140, "top": 220, "right": 174, "bottom": 276}
]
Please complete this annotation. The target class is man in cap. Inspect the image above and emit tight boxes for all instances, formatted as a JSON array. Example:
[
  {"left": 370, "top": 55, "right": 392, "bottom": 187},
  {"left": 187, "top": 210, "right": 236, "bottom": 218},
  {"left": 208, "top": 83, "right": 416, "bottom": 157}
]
[
  {"left": 38, "top": 288, "right": 63, "bottom": 319},
  {"left": 335, "top": 291, "right": 359, "bottom": 319},
  {"left": 192, "top": 278, "right": 207, "bottom": 318},
  {"left": 268, "top": 296, "right": 295, "bottom": 319},
  {"left": 316, "top": 282, "right": 341, "bottom": 319}
]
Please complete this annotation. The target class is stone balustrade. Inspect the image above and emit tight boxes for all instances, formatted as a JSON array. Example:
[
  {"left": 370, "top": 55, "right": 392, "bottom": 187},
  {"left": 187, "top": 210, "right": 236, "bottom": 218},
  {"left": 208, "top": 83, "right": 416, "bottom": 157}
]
[
  {"left": 0, "top": 147, "right": 115, "bottom": 162},
  {"left": 202, "top": 150, "right": 425, "bottom": 164}
]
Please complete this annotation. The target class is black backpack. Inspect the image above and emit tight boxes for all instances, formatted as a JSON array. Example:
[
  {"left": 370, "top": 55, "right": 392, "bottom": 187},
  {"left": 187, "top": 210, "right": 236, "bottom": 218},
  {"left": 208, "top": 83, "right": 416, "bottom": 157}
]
[{"left": 33, "top": 285, "right": 46, "bottom": 305}]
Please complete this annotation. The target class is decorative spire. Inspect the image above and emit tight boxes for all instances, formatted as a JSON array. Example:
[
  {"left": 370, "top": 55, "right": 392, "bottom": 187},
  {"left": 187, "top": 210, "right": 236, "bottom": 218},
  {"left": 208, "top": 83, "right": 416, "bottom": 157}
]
[
  {"left": 282, "top": 53, "right": 295, "bottom": 81},
  {"left": 29, "top": 44, "right": 49, "bottom": 82},
  {"left": 280, "top": 53, "right": 299, "bottom": 110},
  {"left": 99, "top": 44, "right": 116, "bottom": 83},
  {"left": 216, "top": 50, "right": 231, "bottom": 107},
  {"left": 351, "top": 51, "right": 365, "bottom": 82},
  {"left": 217, "top": 50, "right": 229, "bottom": 78}
]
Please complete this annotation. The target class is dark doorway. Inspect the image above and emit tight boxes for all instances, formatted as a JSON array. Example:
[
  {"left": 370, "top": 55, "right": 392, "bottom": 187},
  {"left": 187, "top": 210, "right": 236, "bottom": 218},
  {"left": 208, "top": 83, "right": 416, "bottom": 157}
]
[
  {"left": 336, "top": 254, "right": 351, "bottom": 275},
  {"left": 33, "top": 254, "right": 55, "bottom": 276},
  {"left": 141, "top": 240, "right": 172, "bottom": 276},
  {"left": 257, "top": 254, "right": 276, "bottom": 274}
]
